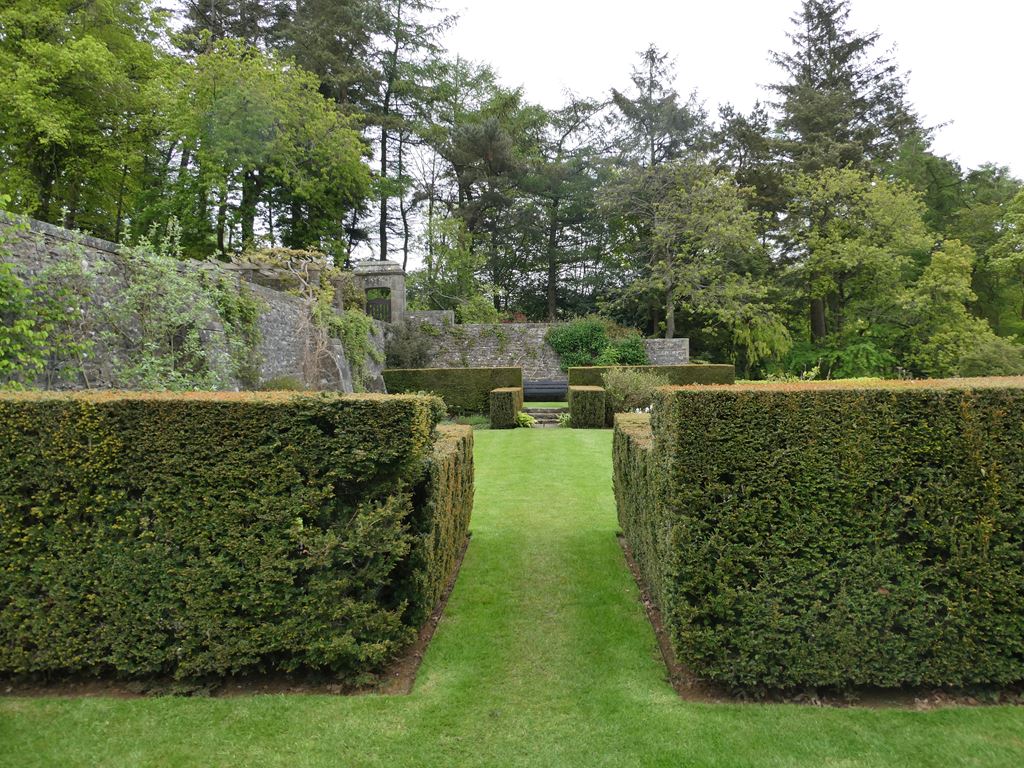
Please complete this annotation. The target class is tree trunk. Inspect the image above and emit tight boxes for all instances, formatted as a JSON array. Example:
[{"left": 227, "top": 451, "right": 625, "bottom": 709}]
[
  {"left": 379, "top": 127, "right": 389, "bottom": 261},
  {"left": 397, "top": 131, "right": 410, "bottom": 270},
  {"left": 240, "top": 169, "right": 258, "bottom": 248},
  {"left": 546, "top": 198, "right": 561, "bottom": 321},
  {"left": 810, "top": 298, "right": 827, "bottom": 341},
  {"left": 114, "top": 165, "right": 128, "bottom": 242},
  {"left": 289, "top": 199, "right": 303, "bottom": 249},
  {"left": 665, "top": 285, "right": 675, "bottom": 339},
  {"left": 216, "top": 186, "right": 228, "bottom": 256}
]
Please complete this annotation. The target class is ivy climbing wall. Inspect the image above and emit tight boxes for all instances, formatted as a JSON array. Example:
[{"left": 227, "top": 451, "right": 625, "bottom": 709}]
[{"left": 0, "top": 214, "right": 384, "bottom": 392}]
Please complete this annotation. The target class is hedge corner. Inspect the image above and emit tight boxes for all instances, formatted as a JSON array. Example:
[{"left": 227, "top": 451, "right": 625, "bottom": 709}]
[
  {"left": 568, "top": 386, "right": 606, "bottom": 429},
  {"left": 489, "top": 387, "right": 524, "bottom": 429}
]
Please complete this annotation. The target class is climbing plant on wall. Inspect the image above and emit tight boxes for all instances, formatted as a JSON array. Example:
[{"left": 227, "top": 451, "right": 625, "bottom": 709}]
[{"left": 1, "top": 219, "right": 265, "bottom": 390}]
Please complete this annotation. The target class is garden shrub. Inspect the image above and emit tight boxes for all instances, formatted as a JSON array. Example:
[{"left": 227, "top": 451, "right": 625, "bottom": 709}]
[
  {"left": 385, "top": 319, "right": 436, "bottom": 369},
  {"left": 601, "top": 367, "right": 669, "bottom": 426},
  {"left": 595, "top": 335, "right": 648, "bottom": 366},
  {"left": 515, "top": 411, "right": 536, "bottom": 428},
  {"left": 568, "top": 386, "right": 606, "bottom": 429},
  {"left": 545, "top": 316, "right": 647, "bottom": 370},
  {"left": 0, "top": 390, "right": 472, "bottom": 684},
  {"left": 568, "top": 364, "right": 734, "bottom": 388},
  {"left": 489, "top": 387, "right": 523, "bottom": 429},
  {"left": 383, "top": 367, "right": 523, "bottom": 415},
  {"left": 957, "top": 336, "right": 1024, "bottom": 376},
  {"left": 614, "top": 378, "right": 1024, "bottom": 692}
]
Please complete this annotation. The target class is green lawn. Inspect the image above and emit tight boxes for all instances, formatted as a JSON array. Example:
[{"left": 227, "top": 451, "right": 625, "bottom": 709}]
[{"left": 2, "top": 429, "right": 1022, "bottom": 767}]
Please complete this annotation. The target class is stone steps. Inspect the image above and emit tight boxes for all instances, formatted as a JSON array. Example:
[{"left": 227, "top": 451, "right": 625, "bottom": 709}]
[{"left": 523, "top": 407, "right": 567, "bottom": 429}]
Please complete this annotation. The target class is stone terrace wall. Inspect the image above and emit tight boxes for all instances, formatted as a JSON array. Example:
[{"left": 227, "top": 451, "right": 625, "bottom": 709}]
[
  {"left": 424, "top": 323, "right": 565, "bottom": 381},
  {"left": 645, "top": 337, "right": 690, "bottom": 365},
  {"left": 0, "top": 214, "right": 384, "bottom": 391},
  {"left": 419, "top": 321, "right": 690, "bottom": 380}
]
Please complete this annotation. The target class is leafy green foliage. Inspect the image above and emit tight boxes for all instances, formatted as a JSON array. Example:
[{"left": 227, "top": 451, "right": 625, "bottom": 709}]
[
  {"left": 515, "top": 411, "right": 536, "bottom": 428},
  {"left": 0, "top": 263, "right": 50, "bottom": 389},
  {"left": 319, "top": 306, "right": 384, "bottom": 393},
  {"left": 601, "top": 368, "right": 669, "bottom": 421},
  {"left": 545, "top": 316, "right": 647, "bottom": 370},
  {"left": 0, "top": 0, "right": 168, "bottom": 236},
  {"left": 616, "top": 380, "right": 1024, "bottom": 691},
  {"left": 0, "top": 391, "right": 471, "bottom": 683},
  {"left": 385, "top": 319, "right": 436, "bottom": 369},
  {"left": 383, "top": 367, "right": 523, "bottom": 415}
]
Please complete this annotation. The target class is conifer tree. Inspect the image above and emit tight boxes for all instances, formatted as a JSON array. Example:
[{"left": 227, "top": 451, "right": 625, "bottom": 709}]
[{"left": 770, "top": 0, "right": 919, "bottom": 173}]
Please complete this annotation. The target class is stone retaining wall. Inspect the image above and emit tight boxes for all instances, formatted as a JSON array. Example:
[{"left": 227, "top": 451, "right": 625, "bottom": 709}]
[
  {"left": 423, "top": 323, "right": 566, "bottom": 381},
  {"left": 419, "top": 321, "right": 691, "bottom": 380},
  {"left": 0, "top": 213, "right": 383, "bottom": 391}
]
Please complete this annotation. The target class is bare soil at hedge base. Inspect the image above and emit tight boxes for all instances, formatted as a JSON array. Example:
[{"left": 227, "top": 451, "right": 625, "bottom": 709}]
[
  {"left": 0, "top": 536, "right": 471, "bottom": 700},
  {"left": 617, "top": 535, "right": 1024, "bottom": 710}
]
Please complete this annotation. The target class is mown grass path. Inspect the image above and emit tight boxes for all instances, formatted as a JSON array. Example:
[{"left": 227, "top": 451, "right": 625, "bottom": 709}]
[{"left": 3, "top": 429, "right": 1024, "bottom": 766}]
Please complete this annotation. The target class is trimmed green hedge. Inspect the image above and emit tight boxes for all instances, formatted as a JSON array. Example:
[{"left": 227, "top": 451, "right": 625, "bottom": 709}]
[
  {"left": 615, "top": 378, "right": 1024, "bottom": 692},
  {"left": 569, "top": 386, "right": 606, "bottom": 429},
  {"left": 0, "top": 391, "right": 473, "bottom": 684},
  {"left": 404, "top": 424, "right": 474, "bottom": 625},
  {"left": 568, "top": 364, "right": 735, "bottom": 387},
  {"left": 384, "top": 367, "right": 523, "bottom": 414},
  {"left": 489, "top": 387, "right": 523, "bottom": 429}
]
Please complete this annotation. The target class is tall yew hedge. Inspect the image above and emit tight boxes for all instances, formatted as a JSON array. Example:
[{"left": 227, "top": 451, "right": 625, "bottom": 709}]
[
  {"left": 614, "top": 378, "right": 1024, "bottom": 691},
  {"left": 0, "top": 391, "right": 473, "bottom": 683}
]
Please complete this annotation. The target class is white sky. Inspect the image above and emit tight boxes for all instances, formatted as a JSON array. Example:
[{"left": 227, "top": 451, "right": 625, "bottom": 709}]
[{"left": 438, "top": 0, "right": 1023, "bottom": 177}]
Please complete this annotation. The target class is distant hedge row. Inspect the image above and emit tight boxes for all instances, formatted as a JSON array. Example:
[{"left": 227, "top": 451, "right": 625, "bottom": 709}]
[
  {"left": 615, "top": 379, "right": 1024, "bottom": 691},
  {"left": 0, "top": 392, "right": 473, "bottom": 684},
  {"left": 489, "top": 387, "right": 523, "bottom": 429},
  {"left": 568, "top": 386, "right": 605, "bottom": 429},
  {"left": 568, "top": 364, "right": 734, "bottom": 387},
  {"left": 383, "top": 367, "right": 523, "bottom": 414}
]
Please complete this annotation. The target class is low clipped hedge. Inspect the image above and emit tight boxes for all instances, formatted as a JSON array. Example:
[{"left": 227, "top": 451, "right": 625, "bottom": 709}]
[
  {"left": 615, "top": 378, "right": 1024, "bottom": 692},
  {"left": 569, "top": 364, "right": 734, "bottom": 387},
  {"left": 489, "top": 387, "right": 523, "bottom": 429},
  {"left": 384, "top": 367, "right": 523, "bottom": 414},
  {"left": 568, "top": 386, "right": 606, "bottom": 429},
  {"left": 0, "top": 391, "right": 473, "bottom": 684}
]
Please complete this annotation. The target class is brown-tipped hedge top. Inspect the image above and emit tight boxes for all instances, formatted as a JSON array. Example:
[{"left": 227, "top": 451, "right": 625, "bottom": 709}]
[
  {"left": 671, "top": 375, "right": 1024, "bottom": 393},
  {"left": 613, "top": 412, "right": 653, "bottom": 446},
  {"left": 568, "top": 364, "right": 735, "bottom": 387},
  {"left": 0, "top": 389, "right": 436, "bottom": 404}
]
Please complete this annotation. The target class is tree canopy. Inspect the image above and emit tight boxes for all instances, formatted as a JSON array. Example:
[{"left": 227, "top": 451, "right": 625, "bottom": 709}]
[{"left": 1, "top": 0, "right": 1021, "bottom": 379}]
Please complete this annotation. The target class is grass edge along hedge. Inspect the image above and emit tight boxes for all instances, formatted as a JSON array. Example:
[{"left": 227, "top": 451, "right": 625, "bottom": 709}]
[
  {"left": 614, "top": 378, "right": 1024, "bottom": 692},
  {"left": 568, "top": 364, "right": 735, "bottom": 387},
  {"left": 384, "top": 367, "right": 523, "bottom": 414},
  {"left": 489, "top": 387, "right": 523, "bottom": 429},
  {"left": 569, "top": 386, "right": 606, "bottom": 429},
  {"left": 0, "top": 391, "right": 473, "bottom": 685}
]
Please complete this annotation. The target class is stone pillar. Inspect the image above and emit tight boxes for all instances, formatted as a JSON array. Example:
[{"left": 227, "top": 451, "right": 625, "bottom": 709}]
[{"left": 352, "top": 259, "right": 406, "bottom": 324}]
